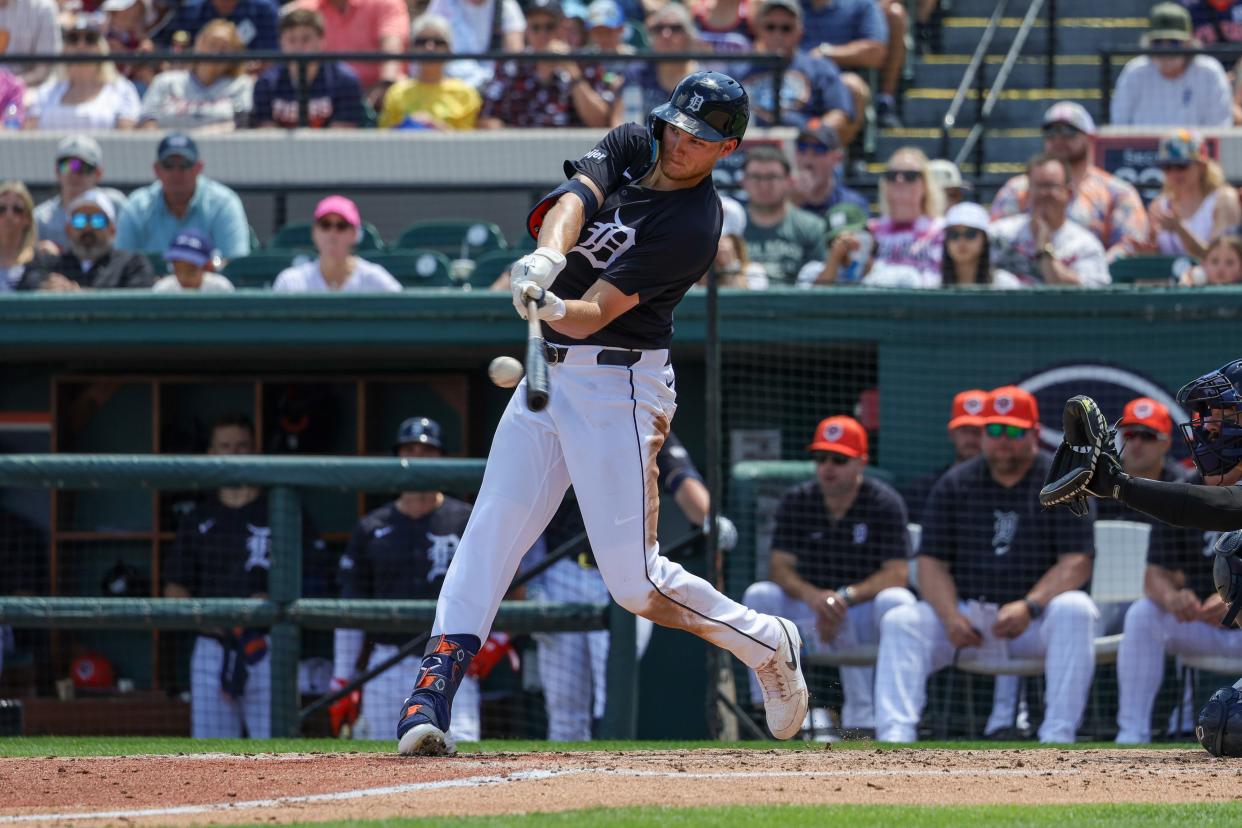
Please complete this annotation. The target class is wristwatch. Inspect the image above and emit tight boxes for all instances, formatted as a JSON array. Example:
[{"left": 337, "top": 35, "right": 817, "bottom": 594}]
[
  {"left": 1024, "top": 597, "right": 1044, "bottom": 619},
  {"left": 1037, "top": 243, "right": 1055, "bottom": 260},
  {"left": 836, "top": 585, "right": 856, "bottom": 607}
]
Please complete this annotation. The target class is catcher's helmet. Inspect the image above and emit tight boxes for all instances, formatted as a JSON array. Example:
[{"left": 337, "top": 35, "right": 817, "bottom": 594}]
[
  {"left": 393, "top": 416, "right": 443, "bottom": 453},
  {"left": 1176, "top": 359, "right": 1242, "bottom": 478},
  {"left": 1197, "top": 685, "right": 1242, "bottom": 757},
  {"left": 649, "top": 71, "right": 749, "bottom": 144}
]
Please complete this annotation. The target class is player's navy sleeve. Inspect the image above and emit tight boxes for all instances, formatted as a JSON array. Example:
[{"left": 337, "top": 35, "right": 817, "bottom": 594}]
[
  {"left": 1119, "top": 476, "right": 1242, "bottom": 532},
  {"left": 164, "top": 511, "right": 199, "bottom": 593},
  {"left": 566, "top": 122, "right": 655, "bottom": 196},
  {"left": 656, "top": 432, "right": 702, "bottom": 495},
  {"left": 338, "top": 523, "right": 369, "bottom": 600},
  {"left": 919, "top": 472, "right": 958, "bottom": 566}
]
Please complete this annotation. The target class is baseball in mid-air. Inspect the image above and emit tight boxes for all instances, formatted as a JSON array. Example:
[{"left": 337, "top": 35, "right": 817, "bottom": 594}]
[{"left": 488, "top": 356, "right": 524, "bottom": 388}]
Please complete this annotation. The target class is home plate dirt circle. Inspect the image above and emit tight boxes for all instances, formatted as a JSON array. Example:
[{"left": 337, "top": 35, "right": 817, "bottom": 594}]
[{"left": 0, "top": 749, "right": 1238, "bottom": 826}]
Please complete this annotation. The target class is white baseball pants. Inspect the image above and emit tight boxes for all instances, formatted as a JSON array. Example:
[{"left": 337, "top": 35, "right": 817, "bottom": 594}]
[
  {"left": 874, "top": 592, "right": 1098, "bottom": 743},
  {"left": 1115, "top": 597, "right": 1242, "bottom": 743},
  {"left": 742, "top": 581, "right": 916, "bottom": 729},
  {"left": 190, "top": 635, "right": 271, "bottom": 739},
  {"left": 432, "top": 345, "right": 785, "bottom": 672}
]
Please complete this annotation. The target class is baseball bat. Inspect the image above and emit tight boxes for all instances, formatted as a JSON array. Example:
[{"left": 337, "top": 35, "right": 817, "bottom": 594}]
[{"left": 525, "top": 299, "right": 550, "bottom": 411}]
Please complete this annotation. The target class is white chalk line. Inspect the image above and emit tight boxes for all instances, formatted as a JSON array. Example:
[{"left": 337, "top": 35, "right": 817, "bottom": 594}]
[{"left": 0, "top": 763, "right": 1222, "bottom": 824}]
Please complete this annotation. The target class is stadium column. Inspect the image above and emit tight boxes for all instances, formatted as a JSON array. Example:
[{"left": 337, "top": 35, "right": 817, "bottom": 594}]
[
  {"left": 600, "top": 600, "right": 638, "bottom": 739},
  {"left": 269, "top": 486, "right": 303, "bottom": 738}
]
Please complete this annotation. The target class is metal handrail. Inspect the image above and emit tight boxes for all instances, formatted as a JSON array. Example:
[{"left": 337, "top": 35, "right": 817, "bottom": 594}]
[
  {"left": 1099, "top": 45, "right": 1242, "bottom": 124},
  {"left": 939, "top": 0, "right": 1008, "bottom": 159},
  {"left": 954, "top": 0, "right": 1046, "bottom": 171}
]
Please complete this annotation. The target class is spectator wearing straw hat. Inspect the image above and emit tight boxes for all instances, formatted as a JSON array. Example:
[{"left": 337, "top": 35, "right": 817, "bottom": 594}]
[
  {"left": 1111, "top": 2, "right": 1232, "bottom": 127},
  {"left": 743, "top": 415, "right": 915, "bottom": 738},
  {"left": 928, "top": 160, "right": 968, "bottom": 208},
  {"left": 992, "top": 102, "right": 1148, "bottom": 260}
]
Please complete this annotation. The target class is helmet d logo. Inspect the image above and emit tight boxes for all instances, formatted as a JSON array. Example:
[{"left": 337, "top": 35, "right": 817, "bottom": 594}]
[{"left": 687, "top": 93, "right": 705, "bottom": 112}]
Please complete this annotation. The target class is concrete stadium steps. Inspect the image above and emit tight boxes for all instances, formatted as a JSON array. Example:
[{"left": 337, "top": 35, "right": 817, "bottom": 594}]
[
  {"left": 938, "top": 17, "right": 1149, "bottom": 56},
  {"left": 875, "top": 128, "right": 1042, "bottom": 166},
  {"left": 943, "top": 0, "right": 1157, "bottom": 17},
  {"left": 913, "top": 55, "right": 1117, "bottom": 92},
  {"left": 901, "top": 87, "right": 1101, "bottom": 130}
]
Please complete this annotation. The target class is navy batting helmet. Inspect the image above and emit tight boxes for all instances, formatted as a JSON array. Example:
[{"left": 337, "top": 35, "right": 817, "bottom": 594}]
[
  {"left": 1176, "top": 359, "right": 1242, "bottom": 478},
  {"left": 393, "top": 417, "right": 442, "bottom": 453},
  {"left": 649, "top": 71, "right": 749, "bottom": 144},
  {"left": 1197, "top": 685, "right": 1242, "bottom": 757}
]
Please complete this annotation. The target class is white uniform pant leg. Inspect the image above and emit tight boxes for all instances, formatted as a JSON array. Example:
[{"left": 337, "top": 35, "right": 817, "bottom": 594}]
[
  {"left": 558, "top": 358, "right": 782, "bottom": 669},
  {"left": 358, "top": 646, "right": 418, "bottom": 741},
  {"left": 240, "top": 640, "right": 272, "bottom": 739},
  {"left": 741, "top": 581, "right": 816, "bottom": 705},
  {"left": 1006, "top": 590, "right": 1098, "bottom": 744},
  {"left": 432, "top": 388, "right": 571, "bottom": 641},
  {"left": 835, "top": 587, "right": 918, "bottom": 731},
  {"left": 450, "top": 675, "right": 481, "bottom": 742},
  {"left": 190, "top": 636, "right": 242, "bottom": 739},
  {"left": 1117, "top": 597, "right": 1242, "bottom": 742},
  {"left": 874, "top": 601, "right": 958, "bottom": 743},
  {"left": 985, "top": 676, "right": 1022, "bottom": 737}
]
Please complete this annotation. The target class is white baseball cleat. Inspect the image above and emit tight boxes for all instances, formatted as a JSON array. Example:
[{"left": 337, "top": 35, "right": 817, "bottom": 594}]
[
  {"left": 397, "top": 723, "right": 457, "bottom": 757},
  {"left": 754, "top": 617, "right": 809, "bottom": 740}
]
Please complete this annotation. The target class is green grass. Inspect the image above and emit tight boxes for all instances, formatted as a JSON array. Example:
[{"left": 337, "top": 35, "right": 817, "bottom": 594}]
[
  {"left": 222, "top": 804, "right": 1242, "bottom": 828},
  {"left": 0, "top": 736, "right": 1200, "bottom": 758}
]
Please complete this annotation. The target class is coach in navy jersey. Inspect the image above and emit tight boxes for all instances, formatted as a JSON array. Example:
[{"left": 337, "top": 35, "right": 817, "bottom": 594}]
[
  {"left": 743, "top": 415, "right": 915, "bottom": 737},
  {"left": 332, "top": 416, "right": 480, "bottom": 742},
  {"left": 875, "top": 387, "right": 1098, "bottom": 744},
  {"left": 164, "top": 413, "right": 328, "bottom": 739}
]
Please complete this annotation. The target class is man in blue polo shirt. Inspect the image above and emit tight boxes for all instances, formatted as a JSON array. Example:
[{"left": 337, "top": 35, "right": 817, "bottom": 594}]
[
  {"left": 115, "top": 133, "right": 251, "bottom": 261},
  {"left": 162, "top": 0, "right": 280, "bottom": 50}
]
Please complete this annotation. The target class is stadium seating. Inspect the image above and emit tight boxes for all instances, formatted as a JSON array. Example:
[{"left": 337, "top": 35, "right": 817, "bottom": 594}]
[
  {"left": 1108, "top": 256, "right": 1182, "bottom": 285},
  {"left": 466, "top": 249, "right": 521, "bottom": 290},
  {"left": 363, "top": 249, "right": 456, "bottom": 288},
  {"left": 270, "top": 222, "right": 386, "bottom": 252},
  {"left": 223, "top": 250, "right": 304, "bottom": 288},
  {"left": 395, "top": 220, "right": 508, "bottom": 257}
]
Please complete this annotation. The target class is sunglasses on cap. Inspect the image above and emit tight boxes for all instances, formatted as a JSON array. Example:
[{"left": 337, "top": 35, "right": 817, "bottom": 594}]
[
  {"left": 1041, "top": 123, "right": 1080, "bottom": 139},
  {"left": 883, "top": 169, "right": 921, "bottom": 183},
  {"left": 159, "top": 158, "right": 194, "bottom": 171},
  {"left": 63, "top": 29, "right": 102, "bottom": 46},
  {"left": 984, "top": 423, "right": 1029, "bottom": 439},
  {"left": 813, "top": 453, "right": 852, "bottom": 466},
  {"left": 57, "top": 158, "right": 97, "bottom": 176},
  {"left": 946, "top": 228, "right": 983, "bottom": 242},
  {"left": 413, "top": 36, "right": 450, "bottom": 47},
  {"left": 796, "top": 140, "right": 832, "bottom": 156},
  {"left": 0, "top": 203, "right": 28, "bottom": 216},
  {"left": 315, "top": 218, "right": 354, "bottom": 232},
  {"left": 70, "top": 212, "right": 109, "bottom": 230}
]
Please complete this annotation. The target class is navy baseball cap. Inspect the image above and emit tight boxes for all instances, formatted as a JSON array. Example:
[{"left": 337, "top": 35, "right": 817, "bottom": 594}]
[
  {"left": 394, "top": 417, "right": 443, "bottom": 452},
  {"left": 157, "top": 132, "right": 199, "bottom": 163},
  {"left": 165, "top": 229, "right": 213, "bottom": 267}
]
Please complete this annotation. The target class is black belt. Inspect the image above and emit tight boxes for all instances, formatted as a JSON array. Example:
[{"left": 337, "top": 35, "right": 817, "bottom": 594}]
[{"left": 543, "top": 344, "right": 646, "bottom": 367}]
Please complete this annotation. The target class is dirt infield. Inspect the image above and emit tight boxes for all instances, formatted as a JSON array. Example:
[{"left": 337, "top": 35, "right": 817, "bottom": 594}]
[{"left": 0, "top": 748, "right": 1238, "bottom": 826}]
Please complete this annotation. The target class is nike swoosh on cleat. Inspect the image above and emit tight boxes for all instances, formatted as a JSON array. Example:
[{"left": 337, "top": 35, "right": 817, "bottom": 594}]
[{"left": 779, "top": 620, "right": 798, "bottom": 672}]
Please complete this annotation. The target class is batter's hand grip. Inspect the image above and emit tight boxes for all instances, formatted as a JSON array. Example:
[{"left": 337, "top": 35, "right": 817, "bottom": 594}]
[{"left": 525, "top": 300, "right": 550, "bottom": 411}]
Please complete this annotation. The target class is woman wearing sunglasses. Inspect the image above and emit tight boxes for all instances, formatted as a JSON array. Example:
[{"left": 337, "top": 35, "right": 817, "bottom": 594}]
[
  {"left": 938, "top": 202, "right": 1020, "bottom": 289},
  {"left": 272, "top": 196, "right": 401, "bottom": 293},
  {"left": 23, "top": 15, "right": 141, "bottom": 131},
  {"left": 378, "top": 14, "right": 481, "bottom": 130},
  {"left": 859, "top": 147, "right": 945, "bottom": 288},
  {"left": 1146, "top": 130, "right": 1240, "bottom": 260},
  {"left": 0, "top": 182, "right": 37, "bottom": 292}
]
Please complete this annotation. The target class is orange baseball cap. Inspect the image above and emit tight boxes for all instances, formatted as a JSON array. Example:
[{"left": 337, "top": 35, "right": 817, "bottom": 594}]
[
  {"left": 807, "top": 415, "right": 868, "bottom": 458},
  {"left": 1119, "top": 396, "right": 1172, "bottom": 437},
  {"left": 948, "top": 389, "right": 989, "bottom": 429},
  {"left": 70, "top": 652, "right": 115, "bottom": 689},
  {"left": 984, "top": 386, "right": 1039, "bottom": 429}
]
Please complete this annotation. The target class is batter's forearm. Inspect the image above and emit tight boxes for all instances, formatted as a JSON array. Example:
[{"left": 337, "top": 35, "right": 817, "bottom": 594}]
[{"left": 1118, "top": 476, "right": 1242, "bottom": 531}]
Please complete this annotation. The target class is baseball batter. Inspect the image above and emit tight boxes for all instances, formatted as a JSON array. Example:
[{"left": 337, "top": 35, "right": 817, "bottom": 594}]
[
  {"left": 1047, "top": 359, "right": 1242, "bottom": 755},
  {"left": 396, "top": 71, "right": 808, "bottom": 756},
  {"left": 332, "top": 417, "right": 480, "bottom": 742}
]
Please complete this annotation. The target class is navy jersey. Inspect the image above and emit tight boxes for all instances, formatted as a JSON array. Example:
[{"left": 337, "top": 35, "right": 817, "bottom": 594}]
[
  {"left": 532, "top": 123, "right": 723, "bottom": 350},
  {"left": 770, "top": 477, "right": 910, "bottom": 589},
  {"left": 164, "top": 493, "right": 328, "bottom": 599},
  {"left": 1099, "top": 460, "right": 1215, "bottom": 599},
  {"left": 338, "top": 497, "right": 472, "bottom": 642},
  {"left": 921, "top": 452, "right": 1095, "bottom": 604}
]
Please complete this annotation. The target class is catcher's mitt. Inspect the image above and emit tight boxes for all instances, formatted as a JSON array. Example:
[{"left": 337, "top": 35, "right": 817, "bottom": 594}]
[{"left": 1039, "top": 395, "right": 1124, "bottom": 517}]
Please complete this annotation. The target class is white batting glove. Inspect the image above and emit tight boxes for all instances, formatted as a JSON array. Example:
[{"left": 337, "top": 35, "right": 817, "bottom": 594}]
[
  {"left": 510, "top": 247, "right": 567, "bottom": 290},
  {"left": 513, "top": 280, "right": 566, "bottom": 321},
  {"left": 703, "top": 514, "right": 738, "bottom": 552}
]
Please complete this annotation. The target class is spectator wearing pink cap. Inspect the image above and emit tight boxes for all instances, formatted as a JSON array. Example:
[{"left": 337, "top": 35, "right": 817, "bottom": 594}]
[
  {"left": 272, "top": 196, "right": 401, "bottom": 293},
  {"left": 991, "top": 102, "right": 1148, "bottom": 260}
]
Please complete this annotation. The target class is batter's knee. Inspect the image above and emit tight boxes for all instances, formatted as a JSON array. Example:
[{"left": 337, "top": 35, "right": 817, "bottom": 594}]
[
  {"left": 610, "top": 582, "right": 659, "bottom": 618},
  {"left": 1045, "top": 590, "right": 1098, "bottom": 626},
  {"left": 742, "top": 580, "right": 783, "bottom": 613}
]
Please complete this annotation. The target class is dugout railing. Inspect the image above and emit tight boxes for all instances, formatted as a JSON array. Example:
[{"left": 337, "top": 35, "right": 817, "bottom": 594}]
[{"left": 0, "top": 455, "right": 623, "bottom": 738}]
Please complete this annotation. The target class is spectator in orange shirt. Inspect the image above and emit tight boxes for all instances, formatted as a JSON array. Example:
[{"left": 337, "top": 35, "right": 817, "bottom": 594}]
[
  {"left": 990, "top": 102, "right": 1148, "bottom": 261},
  {"left": 290, "top": 0, "right": 409, "bottom": 105}
]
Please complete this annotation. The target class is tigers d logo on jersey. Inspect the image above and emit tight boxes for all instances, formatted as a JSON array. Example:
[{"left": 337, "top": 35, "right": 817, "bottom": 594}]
[{"left": 572, "top": 208, "right": 637, "bottom": 270}]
